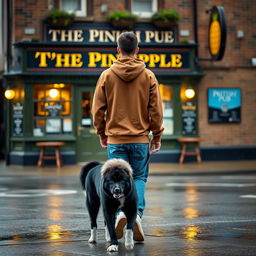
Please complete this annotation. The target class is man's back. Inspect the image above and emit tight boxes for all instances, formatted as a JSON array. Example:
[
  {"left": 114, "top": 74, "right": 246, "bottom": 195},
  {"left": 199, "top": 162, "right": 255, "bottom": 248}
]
[{"left": 92, "top": 56, "right": 163, "bottom": 144}]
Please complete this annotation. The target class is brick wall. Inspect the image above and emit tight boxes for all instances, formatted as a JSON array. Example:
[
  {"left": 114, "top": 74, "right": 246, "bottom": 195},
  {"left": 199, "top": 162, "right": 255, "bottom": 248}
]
[
  {"left": 196, "top": 0, "right": 256, "bottom": 146},
  {"left": 14, "top": 0, "right": 49, "bottom": 42}
]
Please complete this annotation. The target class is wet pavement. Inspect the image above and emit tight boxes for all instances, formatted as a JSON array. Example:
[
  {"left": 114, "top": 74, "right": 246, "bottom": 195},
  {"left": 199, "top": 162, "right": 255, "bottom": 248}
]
[{"left": 1, "top": 164, "right": 256, "bottom": 255}]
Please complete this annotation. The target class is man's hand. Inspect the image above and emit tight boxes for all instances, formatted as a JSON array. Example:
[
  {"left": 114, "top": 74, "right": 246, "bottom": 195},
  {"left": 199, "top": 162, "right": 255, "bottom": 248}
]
[
  {"left": 150, "top": 140, "right": 161, "bottom": 154},
  {"left": 100, "top": 136, "right": 108, "bottom": 148}
]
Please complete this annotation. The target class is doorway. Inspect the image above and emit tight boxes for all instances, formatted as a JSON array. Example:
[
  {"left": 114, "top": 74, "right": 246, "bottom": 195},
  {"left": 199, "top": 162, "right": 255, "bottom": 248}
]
[{"left": 75, "top": 86, "right": 107, "bottom": 162}]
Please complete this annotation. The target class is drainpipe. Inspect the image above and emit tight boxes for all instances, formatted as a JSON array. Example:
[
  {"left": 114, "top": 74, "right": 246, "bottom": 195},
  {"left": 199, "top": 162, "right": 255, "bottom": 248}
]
[
  {"left": 6, "top": 0, "right": 13, "bottom": 72},
  {"left": 193, "top": 0, "right": 199, "bottom": 62}
]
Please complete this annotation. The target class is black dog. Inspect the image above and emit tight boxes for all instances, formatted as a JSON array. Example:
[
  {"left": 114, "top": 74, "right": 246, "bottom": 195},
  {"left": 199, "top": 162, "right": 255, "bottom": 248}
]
[{"left": 80, "top": 159, "right": 138, "bottom": 252}]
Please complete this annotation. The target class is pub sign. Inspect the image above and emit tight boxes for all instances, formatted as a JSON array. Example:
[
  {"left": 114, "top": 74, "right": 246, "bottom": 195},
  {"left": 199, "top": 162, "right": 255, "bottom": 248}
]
[{"left": 208, "top": 88, "right": 241, "bottom": 123}]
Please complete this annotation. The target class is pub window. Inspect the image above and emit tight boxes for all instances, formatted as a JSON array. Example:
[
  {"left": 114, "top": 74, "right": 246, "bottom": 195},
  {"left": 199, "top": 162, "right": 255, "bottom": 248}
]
[
  {"left": 81, "top": 92, "right": 92, "bottom": 127},
  {"left": 131, "top": 0, "right": 157, "bottom": 18},
  {"left": 60, "top": 0, "right": 87, "bottom": 17},
  {"left": 33, "top": 84, "right": 72, "bottom": 136},
  {"left": 159, "top": 84, "right": 174, "bottom": 135}
]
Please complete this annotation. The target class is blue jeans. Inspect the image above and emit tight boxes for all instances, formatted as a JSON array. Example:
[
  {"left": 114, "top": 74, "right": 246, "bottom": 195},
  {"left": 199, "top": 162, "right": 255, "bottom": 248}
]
[{"left": 107, "top": 143, "right": 150, "bottom": 217}]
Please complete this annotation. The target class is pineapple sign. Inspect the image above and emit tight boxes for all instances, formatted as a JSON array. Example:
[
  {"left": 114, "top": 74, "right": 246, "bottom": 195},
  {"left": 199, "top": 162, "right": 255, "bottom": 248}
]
[{"left": 208, "top": 6, "right": 227, "bottom": 61}]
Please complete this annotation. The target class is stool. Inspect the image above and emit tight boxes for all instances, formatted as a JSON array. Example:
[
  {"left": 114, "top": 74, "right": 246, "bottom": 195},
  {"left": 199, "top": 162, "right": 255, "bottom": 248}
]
[
  {"left": 36, "top": 142, "right": 65, "bottom": 168},
  {"left": 178, "top": 138, "right": 202, "bottom": 164}
]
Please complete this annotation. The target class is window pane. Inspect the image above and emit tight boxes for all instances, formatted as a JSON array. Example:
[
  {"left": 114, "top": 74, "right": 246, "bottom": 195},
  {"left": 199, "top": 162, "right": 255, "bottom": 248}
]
[
  {"left": 81, "top": 92, "right": 92, "bottom": 127},
  {"left": 160, "top": 84, "right": 174, "bottom": 135},
  {"left": 61, "top": 0, "right": 81, "bottom": 12},
  {"left": 34, "top": 119, "right": 45, "bottom": 136},
  {"left": 63, "top": 118, "right": 72, "bottom": 133},
  {"left": 133, "top": 0, "right": 152, "bottom": 12},
  {"left": 46, "top": 119, "right": 61, "bottom": 134}
]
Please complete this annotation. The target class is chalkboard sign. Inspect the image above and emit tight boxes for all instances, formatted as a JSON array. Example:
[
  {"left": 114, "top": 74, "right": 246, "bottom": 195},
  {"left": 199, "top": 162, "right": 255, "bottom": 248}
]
[
  {"left": 182, "top": 102, "right": 197, "bottom": 135},
  {"left": 208, "top": 88, "right": 241, "bottom": 123},
  {"left": 13, "top": 102, "right": 23, "bottom": 136}
]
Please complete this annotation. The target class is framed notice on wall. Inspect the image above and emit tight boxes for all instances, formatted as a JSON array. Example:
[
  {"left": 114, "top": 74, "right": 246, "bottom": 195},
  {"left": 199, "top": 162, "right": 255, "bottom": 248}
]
[{"left": 208, "top": 88, "right": 241, "bottom": 123}]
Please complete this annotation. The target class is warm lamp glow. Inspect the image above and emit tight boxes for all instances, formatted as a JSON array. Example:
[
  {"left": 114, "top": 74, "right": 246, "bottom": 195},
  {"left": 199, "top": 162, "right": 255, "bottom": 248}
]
[
  {"left": 49, "top": 89, "right": 59, "bottom": 98},
  {"left": 185, "top": 88, "right": 195, "bottom": 99},
  {"left": 5, "top": 90, "right": 15, "bottom": 100}
]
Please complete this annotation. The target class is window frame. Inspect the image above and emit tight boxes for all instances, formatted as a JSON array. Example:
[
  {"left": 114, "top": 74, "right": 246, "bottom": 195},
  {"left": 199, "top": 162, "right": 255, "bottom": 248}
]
[
  {"left": 60, "top": 0, "right": 87, "bottom": 17},
  {"left": 131, "top": 0, "right": 157, "bottom": 18}
]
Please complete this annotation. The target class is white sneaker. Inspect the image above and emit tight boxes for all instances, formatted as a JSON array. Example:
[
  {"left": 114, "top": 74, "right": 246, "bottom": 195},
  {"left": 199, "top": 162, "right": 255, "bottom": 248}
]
[
  {"left": 115, "top": 211, "right": 127, "bottom": 239},
  {"left": 133, "top": 215, "right": 144, "bottom": 241}
]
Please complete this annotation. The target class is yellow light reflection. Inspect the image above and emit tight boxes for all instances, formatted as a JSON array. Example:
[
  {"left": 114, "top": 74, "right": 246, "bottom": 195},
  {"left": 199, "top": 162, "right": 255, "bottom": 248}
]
[
  {"left": 183, "top": 207, "right": 199, "bottom": 219},
  {"left": 182, "top": 184, "right": 200, "bottom": 218},
  {"left": 48, "top": 224, "right": 62, "bottom": 240},
  {"left": 182, "top": 225, "right": 201, "bottom": 241}
]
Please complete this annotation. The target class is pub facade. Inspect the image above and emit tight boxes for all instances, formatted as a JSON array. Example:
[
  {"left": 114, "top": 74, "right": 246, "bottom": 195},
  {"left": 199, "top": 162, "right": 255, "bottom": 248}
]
[
  {"left": 2, "top": 0, "right": 256, "bottom": 165},
  {"left": 6, "top": 21, "right": 202, "bottom": 164}
]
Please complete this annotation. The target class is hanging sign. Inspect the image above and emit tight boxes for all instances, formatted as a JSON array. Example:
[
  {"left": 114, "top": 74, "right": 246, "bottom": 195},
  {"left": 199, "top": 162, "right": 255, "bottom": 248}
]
[
  {"left": 208, "top": 6, "right": 227, "bottom": 61},
  {"left": 208, "top": 88, "right": 241, "bottom": 123}
]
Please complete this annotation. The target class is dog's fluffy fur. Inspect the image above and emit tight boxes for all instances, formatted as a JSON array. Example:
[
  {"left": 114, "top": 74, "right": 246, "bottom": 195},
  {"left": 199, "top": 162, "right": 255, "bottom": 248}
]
[{"left": 80, "top": 159, "right": 137, "bottom": 252}]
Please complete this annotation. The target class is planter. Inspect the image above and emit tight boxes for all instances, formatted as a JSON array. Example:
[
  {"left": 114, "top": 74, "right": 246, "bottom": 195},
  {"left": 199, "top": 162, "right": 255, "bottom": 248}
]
[
  {"left": 110, "top": 18, "right": 136, "bottom": 28},
  {"left": 47, "top": 17, "right": 74, "bottom": 27},
  {"left": 153, "top": 19, "right": 177, "bottom": 28}
]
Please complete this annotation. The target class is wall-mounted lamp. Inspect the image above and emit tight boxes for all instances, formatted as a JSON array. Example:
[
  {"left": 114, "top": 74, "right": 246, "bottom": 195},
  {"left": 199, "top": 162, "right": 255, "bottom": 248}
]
[
  {"left": 185, "top": 87, "right": 195, "bottom": 99},
  {"left": 49, "top": 88, "right": 59, "bottom": 98},
  {"left": 4, "top": 89, "right": 16, "bottom": 100}
]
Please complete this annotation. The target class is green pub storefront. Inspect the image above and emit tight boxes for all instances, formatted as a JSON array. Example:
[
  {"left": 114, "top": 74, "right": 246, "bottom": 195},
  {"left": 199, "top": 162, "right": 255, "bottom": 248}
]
[{"left": 4, "top": 22, "right": 203, "bottom": 165}]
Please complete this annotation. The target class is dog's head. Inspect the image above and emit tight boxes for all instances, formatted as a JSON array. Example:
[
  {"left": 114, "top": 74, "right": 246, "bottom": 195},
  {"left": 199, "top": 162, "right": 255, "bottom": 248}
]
[{"left": 101, "top": 159, "right": 133, "bottom": 199}]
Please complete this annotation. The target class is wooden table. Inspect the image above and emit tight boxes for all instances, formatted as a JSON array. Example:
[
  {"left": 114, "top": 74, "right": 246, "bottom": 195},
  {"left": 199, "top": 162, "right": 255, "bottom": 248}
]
[
  {"left": 36, "top": 142, "right": 65, "bottom": 168},
  {"left": 178, "top": 138, "right": 202, "bottom": 164}
]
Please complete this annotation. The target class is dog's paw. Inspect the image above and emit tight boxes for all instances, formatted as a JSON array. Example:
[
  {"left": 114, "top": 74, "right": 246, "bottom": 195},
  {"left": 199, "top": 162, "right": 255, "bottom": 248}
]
[
  {"left": 88, "top": 228, "right": 97, "bottom": 243},
  {"left": 125, "top": 243, "right": 134, "bottom": 250},
  {"left": 107, "top": 244, "right": 118, "bottom": 252},
  {"left": 105, "top": 226, "right": 111, "bottom": 242},
  {"left": 88, "top": 237, "right": 96, "bottom": 243},
  {"left": 125, "top": 229, "right": 134, "bottom": 250}
]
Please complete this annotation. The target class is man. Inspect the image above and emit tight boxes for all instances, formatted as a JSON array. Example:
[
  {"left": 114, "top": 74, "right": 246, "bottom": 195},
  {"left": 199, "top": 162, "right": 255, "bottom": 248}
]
[{"left": 92, "top": 32, "right": 164, "bottom": 241}]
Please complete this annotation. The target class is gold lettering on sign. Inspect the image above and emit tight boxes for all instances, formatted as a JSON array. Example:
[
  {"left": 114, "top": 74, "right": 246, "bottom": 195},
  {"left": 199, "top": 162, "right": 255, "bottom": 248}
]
[
  {"left": 48, "top": 29, "right": 84, "bottom": 42},
  {"left": 171, "top": 54, "right": 182, "bottom": 67},
  {"left": 34, "top": 52, "right": 83, "bottom": 67},
  {"left": 35, "top": 52, "right": 52, "bottom": 67},
  {"left": 48, "top": 29, "right": 173, "bottom": 44},
  {"left": 34, "top": 52, "right": 183, "bottom": 69}
]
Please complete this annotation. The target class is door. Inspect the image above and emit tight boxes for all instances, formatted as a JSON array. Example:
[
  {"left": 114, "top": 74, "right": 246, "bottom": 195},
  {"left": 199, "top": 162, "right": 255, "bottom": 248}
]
[{"left": 76, "top": 87, "right": 107, "bottom": 162}]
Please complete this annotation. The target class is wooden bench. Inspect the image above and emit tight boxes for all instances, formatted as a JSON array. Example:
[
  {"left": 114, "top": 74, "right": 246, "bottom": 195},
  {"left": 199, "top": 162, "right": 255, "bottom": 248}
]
[
  {"left": 178, "top": 138, "right": 202, "bottom": 164},
  {"left": 36, "top": 142, "right": 65, "bottom": 168}
]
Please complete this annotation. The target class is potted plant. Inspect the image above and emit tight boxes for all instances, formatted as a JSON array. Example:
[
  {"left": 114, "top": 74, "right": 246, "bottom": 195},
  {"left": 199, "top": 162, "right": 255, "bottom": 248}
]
[
  {"left": 151, "top": 9, "right": 180, "bottom": 28},
  {"left": 107, "top": 10, "right": 138, "bottom": 28},
  {"left": 45, "top": 8, "right": 75, "bottom": 27}
]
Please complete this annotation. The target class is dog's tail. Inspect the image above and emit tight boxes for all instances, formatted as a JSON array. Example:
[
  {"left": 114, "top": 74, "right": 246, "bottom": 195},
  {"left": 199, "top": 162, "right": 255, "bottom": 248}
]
[{"left": 80, "top": 161, "right": 101, "bottom": 190}]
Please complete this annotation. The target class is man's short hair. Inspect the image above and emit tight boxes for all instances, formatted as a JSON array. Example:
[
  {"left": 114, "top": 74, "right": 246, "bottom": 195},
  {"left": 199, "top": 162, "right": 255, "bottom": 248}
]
[{"left": 117, "top": 32, "right": 138, "bottom": 55}]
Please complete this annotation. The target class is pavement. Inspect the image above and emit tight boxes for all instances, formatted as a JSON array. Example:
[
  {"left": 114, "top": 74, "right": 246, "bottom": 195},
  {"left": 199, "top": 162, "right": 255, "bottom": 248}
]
[{"left": 0, "top": 160, "right": 256, "bottom": 176}]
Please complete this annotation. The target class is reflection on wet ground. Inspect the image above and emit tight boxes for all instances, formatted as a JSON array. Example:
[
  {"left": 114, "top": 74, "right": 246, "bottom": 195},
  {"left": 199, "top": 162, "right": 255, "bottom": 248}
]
[{"left": 1, "top": 175, "right": 256, "bottom": 255}]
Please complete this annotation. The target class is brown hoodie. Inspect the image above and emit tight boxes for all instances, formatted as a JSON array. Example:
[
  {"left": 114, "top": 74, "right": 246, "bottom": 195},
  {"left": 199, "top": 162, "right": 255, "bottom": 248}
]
[{"left": 92, "top": 56, "right": 164, "bottom": 144}]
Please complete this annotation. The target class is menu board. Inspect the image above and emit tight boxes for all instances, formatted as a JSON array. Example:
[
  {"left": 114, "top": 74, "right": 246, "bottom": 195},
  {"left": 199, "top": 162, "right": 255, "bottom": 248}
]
[
  {"left": 182, "top": 102, "right": 197, "bottom": 135},
  {"left": 208, "top": 88, "right": 241, "bottom": 123},
  {"left": 13, "top": 102, "right": 23, "bottom": 136}
]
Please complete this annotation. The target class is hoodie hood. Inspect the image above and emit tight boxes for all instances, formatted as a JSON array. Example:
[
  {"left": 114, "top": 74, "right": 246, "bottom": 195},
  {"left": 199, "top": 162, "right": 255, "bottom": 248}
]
[{"left": 110, "top": 57, "right": 146, "bottom": 82}]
